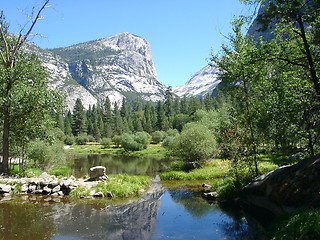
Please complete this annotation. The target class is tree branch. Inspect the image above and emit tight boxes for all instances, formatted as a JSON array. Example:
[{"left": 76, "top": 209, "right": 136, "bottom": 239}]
[
  {"left": 0, "top": 23, "right": 9, "bottom": 65},
  {"left": 11, "top": 0, "right": 50, "bottom": 59}
]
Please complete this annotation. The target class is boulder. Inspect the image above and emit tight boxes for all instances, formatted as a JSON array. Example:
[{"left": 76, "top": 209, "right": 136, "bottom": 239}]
[
  {"left": 183, "top": 162, "right": 202, "bottom": 172},
  {"left": 0, "top": 184, "right": 12, "bottom": 194},
  {"left": 202, "top": 191, "right": 219, "bottom": 200},
  {"left": 93, "top": 192, "right": 104, "bottom": 198},
  {"left": 89, "top": 166, "right": 107, "bottom": 180},
  {"left": 239, "top": 155, "right": 320, "bottom": 218}
]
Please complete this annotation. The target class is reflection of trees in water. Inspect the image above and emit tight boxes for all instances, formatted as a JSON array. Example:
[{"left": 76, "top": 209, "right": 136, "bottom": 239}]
[
  {"left": 169, "top": 190, "right": 264, "bottom": 239},
  {"left": 169, "top": 190, "right": 218, "bottom": 217},
  {"left": 72, "top": 154, "right": 170, "bottom": 177},
  {"left": 218, "top": 203, "right": 267, "bottom": 240},
  {"left": 0, "top": 202, "right": 55, "bottom": 240}
]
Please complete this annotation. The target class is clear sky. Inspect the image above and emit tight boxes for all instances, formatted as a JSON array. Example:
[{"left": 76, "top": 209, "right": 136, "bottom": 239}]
[{"left": 1, "top": 0, "right": 251, "bottom": 87}]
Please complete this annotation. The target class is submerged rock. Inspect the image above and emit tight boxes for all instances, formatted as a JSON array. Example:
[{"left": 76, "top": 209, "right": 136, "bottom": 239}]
[{"left": 239, "top": 155, "right": 320, "bottom": 218}]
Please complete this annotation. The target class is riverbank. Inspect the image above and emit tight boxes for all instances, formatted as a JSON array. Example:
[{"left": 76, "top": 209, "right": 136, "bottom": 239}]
[{"left": 0, "top": 171, "right": 151, "bottom": 201}]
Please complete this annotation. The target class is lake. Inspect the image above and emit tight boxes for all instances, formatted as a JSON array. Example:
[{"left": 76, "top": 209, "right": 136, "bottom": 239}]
[
  {"left": 0, "top": 187, "right": 263, "bottom": 240},
  {"left": 0, "top": 154, "right": 266, "bottom": 239},
  {"left": 71, "top": 154, "right": 172, "bottom": 178}
]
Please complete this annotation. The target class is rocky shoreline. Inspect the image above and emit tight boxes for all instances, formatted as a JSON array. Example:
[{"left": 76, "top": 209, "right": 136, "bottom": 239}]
[
  {"left": 0, "top": 172, "right": 101, "bottom": 199},
  {"left": 0, "top": 166, "right": 110, "bottom": 200}
]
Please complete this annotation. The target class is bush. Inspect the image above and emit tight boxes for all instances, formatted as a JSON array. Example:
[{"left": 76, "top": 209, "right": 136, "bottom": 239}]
[
  {"left": 162, "top": 135, "right": 177, "bottom": 148},
  {"left": 119, "top": 132, "right": 151, "bottom": 152},
  {"left": 87, "top": 135, "right": 95, "bottom": 142},
  {"left": 133, "top": 131, "right": 151, "bottom": 149},
  {"left": 121, "top": 133, "right": 142, "bottom": 151},
  {"left": 101, "top": 138, "right": 112, "bottom": 148},
  {"left": 169, "top": 123, "right": 217, "bottom": 162},
  {"left": 151, "top": 131, "right": 165, "bottom": 144},
  {"left": 27, "top": 139, "right": 66, "bottom": 170},
  {"left": 75, "top": 134, "right": 89, "bottom": 145},
  {"left": 64, "top": 135, "right": 74, "bottom": 145},
  {"left": 166, "top": 128, "right": 179, "bottom": 137},
  {"left": 112, "top": 135, "right": 123, "bottom": 148}
]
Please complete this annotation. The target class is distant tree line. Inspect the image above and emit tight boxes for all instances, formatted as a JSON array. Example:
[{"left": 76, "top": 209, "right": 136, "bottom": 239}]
[{"left": 55, "top": 87, "right": 217, "bottom": 144}]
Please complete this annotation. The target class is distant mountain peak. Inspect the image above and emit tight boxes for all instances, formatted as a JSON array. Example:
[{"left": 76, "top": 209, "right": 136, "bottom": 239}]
[
  {"left": 32, "top": 32, "right": 165, "bottom": 110},
  {"left": 173, "top": 65, "right": 220, "bottom": 98}
]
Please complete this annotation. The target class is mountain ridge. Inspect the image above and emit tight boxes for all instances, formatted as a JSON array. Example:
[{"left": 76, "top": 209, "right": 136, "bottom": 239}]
[{"left": 32, "top": 32, "right": 166, "bottom": 110}]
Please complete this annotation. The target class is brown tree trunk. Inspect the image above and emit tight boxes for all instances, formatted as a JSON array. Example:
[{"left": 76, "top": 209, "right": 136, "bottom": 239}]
[{"left": 297, "top": 15, "right": 320, "bottom": 102}]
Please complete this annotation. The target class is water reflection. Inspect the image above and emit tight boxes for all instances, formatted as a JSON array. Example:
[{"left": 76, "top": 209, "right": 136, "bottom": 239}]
[
  {"left": 72, "top": 154, "right": 170, "bottom": 178},
  {"left": 0, "top": 188, "right": 258, "bottom": 240},
  {"left": 151, "top": 190, "right": 250, "bottom": 240}
]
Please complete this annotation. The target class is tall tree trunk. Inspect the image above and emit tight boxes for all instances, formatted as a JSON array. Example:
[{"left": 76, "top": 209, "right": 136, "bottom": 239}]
[
  {"left": 297, "top": 15, "right": 320, "bottom": 102},
  {"left": 1, "top": 75, "right": 11, "bottom": 175}
]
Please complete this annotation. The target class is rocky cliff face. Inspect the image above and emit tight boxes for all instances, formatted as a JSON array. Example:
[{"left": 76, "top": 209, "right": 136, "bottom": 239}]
[
  {"left": 31, "top": 32, "right": 165, "bottom": 110},
  {"left": 173, "top": 65, "right": 220, "bottom": 98}
]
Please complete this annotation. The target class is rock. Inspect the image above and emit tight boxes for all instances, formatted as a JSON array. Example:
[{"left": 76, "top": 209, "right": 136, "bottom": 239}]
[
  {"left": 20, "top": 184, "right": 29, "bottom": 193},
  {"left": 240, "top": 155, "right": 320, "bottom": 218},
  {"left": 0, "top": 184, "right": 12, "bottom": 194},
  {"left": 202, "top": 192, "right": 219, "bottom": 200},
  {"left": 183, "top": 162, "right": 202, "bottom": 172},
  {"left": 89, "top": 166, "right": 107, "bottom": 180},
  {"left": 28, "top": 185, "right": 36, "bottom": 192},
  {"left": 33, "top": 189, "right": 43, "bottom": 195},
  {"left": 48, "top": 181, "right": 59, "bottom": 188},
  {"left": 40, "top": 172, "right": 49, "bottom": 179},
  {"left": 52, "top": 185, "right": 61, "bottom": 193},
  {"left": 106, "top": 192, "right": 114, "bottom": 198},
  {"left": 43, "top": 186, "right": 52, "bottom": 194},
  {"left": 93, "top": 192, "right": 104, "bottom": 198},
  {"left": 202, "top": 183, "right": 211, "bottom": 188}
]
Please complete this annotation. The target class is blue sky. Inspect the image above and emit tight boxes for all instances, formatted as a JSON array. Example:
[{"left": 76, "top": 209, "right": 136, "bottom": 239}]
[{"left": 1, "top": 0, "right": 251, "bottom": 87}]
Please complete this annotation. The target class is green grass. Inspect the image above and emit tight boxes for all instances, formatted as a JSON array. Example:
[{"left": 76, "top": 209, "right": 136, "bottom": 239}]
[
  {"left": 66, "top": 143, "right": 166, "bottom": 158},
  {"left": 48, "top": 166, "right": 72, "bottom": 177},
  {"left": 160, "top": 158, "right": 279, "bottom": 199},
  {"left": 69, "top": 186, "right": 90, "bottom": 198},
  {"left": 95, "top": 175, "right": 151, "bottom": 198},
  {"left": 160, "top": 160, "right": 231, "bottom": 181},
  {"left": 270, "top": 210, "right": 320, "bottom": 239}
]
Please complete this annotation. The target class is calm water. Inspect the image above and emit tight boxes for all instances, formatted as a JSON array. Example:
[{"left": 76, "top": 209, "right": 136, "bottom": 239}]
[
  {"left": 0, "top": 155, "right": 265, "bottom": 239},
  {"left": 72, "top": 154, "right": 171, "bottom": 178},
  {"left": 0, "top": 188, "right": 263, "bottom": 240}
]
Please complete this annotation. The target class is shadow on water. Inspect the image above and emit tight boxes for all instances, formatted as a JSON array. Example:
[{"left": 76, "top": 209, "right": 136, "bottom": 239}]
[
  {"left": 72, "top": 154, "right": 171, "bottom": 178},
  {"left": 0, "top": 187, "right": 267, "bottom": 240}
]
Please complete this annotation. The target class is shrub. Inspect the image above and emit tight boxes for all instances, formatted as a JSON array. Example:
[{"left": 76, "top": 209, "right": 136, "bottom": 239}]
[
  {"left": 64, "top": 135, "right": 74, "bottom": 145},
  {"left": 27, "top": 139, "right": 66, "bottom": 169},
  {"left": 75, "top": 134, "right": 89, "bottom": 145},
  {"left": 112, "top": 135, "right": 122, "bottom": 148},
  {"left": 133, "top": 131, "right": 151, "bottom": 149},
  {"left": 162, "top": 135, "right": 177, "bottom": 148},
  {"left": 170, "top": 123, "right": 217, "bottom": 162},
  {"left": 101, "top": 137, "right": 112, "bottom": 148},
  {"left": 166, "top": 128, "right": 179, "bottom": 137},
  {"left": 151, "top": 131, "right": 165, "bottom": 144},
  {"left": 87, "top": 135, "right": 95, "bottom": 142},
  {"left": 121, "top": 133, "right": 142, "bottom": 151}
]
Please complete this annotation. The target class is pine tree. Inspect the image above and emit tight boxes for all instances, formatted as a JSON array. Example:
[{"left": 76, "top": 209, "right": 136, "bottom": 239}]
[{"left": 72, "top": 98, "right": 87, "bottom": 136}]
